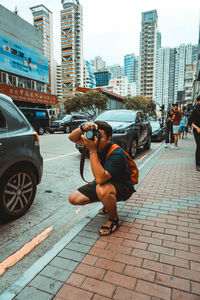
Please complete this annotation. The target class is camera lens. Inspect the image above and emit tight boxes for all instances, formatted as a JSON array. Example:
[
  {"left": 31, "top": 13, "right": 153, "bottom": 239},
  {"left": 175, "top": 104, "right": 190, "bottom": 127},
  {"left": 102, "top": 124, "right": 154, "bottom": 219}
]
[{"left": 86, "top": 130, "right": 94, "bottom": 140}]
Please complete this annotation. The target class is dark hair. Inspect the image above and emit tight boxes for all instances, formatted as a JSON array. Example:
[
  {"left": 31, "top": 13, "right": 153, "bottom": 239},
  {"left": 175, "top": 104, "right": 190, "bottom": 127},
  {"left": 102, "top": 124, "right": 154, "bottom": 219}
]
[
  {"left": 94, "top": 120, "right": 112, "bottom": 138},
  {"left": 197, "top": 95, "right": 200, "bottom": 101}
]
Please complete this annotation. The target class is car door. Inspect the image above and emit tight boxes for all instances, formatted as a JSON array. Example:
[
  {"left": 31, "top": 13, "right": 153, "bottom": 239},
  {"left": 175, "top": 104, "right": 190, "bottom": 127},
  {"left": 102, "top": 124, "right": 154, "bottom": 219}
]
[
  {"left": 140, "top": 112, "right": 148, "bottom": 144},
  {"left": 0, "top": 110, "right": 8, "bottom": 157},
  {"left": 136, "top": 112, "right": 145, "bottom": 146}
]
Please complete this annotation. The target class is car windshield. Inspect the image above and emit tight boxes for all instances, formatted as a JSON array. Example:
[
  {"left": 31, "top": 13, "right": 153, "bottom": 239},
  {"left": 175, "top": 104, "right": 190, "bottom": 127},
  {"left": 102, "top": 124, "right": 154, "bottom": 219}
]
[
  {"left": 96, "top": 111, "right": 137, "bottom": 122},
  {"left": 62, "top": 115, "right": 72, "bottom": 121},
  {"left": 151, "top": 121, "right": 160, "bottom": 129}
]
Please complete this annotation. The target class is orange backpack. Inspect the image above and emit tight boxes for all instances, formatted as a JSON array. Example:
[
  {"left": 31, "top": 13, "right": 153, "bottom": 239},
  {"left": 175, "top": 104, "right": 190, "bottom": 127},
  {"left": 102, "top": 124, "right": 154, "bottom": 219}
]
[{"left": 105, "top": 144, "right": 139, "bottom": 185}]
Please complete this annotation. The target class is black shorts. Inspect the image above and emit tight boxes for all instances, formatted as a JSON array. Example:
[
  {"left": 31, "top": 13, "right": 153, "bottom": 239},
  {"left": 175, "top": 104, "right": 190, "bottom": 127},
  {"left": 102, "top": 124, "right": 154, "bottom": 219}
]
[{"left": 77, "top": 180, "right": 135, "bottom": 202}]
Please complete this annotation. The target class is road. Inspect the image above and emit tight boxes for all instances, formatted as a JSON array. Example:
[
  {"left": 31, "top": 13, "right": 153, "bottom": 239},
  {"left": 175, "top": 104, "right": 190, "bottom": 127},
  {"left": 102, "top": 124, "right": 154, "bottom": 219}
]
[{"left": 0, "top": 132, "right": 162, "bottom": 294}]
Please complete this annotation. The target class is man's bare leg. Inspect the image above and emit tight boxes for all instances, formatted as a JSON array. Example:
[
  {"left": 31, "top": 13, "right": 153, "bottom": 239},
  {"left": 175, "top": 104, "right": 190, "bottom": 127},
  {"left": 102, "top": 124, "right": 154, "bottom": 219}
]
[
  {"left": 69, "top": 190, "right": 93, "bottom": 205},
  {"left": 96, "top": 183, "right": 119, "bottom": 235}
]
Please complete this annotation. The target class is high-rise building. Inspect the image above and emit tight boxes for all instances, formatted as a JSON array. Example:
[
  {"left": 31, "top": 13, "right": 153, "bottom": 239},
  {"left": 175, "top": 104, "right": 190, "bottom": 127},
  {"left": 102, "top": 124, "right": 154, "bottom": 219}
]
[
  {"left": 30, "top": 4, "right": 55, "bottom": 94},
  {"left": 155, "top": 44, "right": 197, "bottom": 109},
  {"left": 124, "top": 54, "right": 135, "bottom": 83},
  {"left": 193, "top": 17, "right": 200, "bottom": 100},
  {"left": 107, "top": 64, "right": 124, "bottom": 79},
  {"left": 61, "top": 0, "right": 83, "bottom": 98},
  {"left": 90, "top": 56, "right": 106, "bottom": 72},
  {"left": 83, "top": 60, "right": 96, "bottom": 88},
  {"left": 140, "top": 10, "right": 160, "bottom": 100}
]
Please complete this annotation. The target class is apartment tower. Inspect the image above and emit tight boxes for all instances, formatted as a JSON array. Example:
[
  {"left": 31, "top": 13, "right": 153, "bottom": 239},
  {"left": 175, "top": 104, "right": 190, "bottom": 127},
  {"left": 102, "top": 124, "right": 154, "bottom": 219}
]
[
  {"left": 61, "top": 0, "right": 83, "bottom": 98},
  {"left": 140, "top": 10, "right": 160, "bottom": 100},
  {"left": 30, "top": 4, "right": 55, "bottom": 94}
]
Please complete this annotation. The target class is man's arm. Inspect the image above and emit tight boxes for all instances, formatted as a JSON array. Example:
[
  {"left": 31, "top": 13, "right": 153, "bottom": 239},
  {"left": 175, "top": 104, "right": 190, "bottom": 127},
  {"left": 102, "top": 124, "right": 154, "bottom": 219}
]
[
  {"left": 68, "top": 127, "right": 84, "bottom": 145},
  {"left": 89, "top": 150, "right": 111, "bottom": 184}
]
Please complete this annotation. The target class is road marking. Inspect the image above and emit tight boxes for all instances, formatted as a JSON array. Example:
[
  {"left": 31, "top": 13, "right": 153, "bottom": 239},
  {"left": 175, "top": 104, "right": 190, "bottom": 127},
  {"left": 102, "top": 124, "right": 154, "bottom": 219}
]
[
  {"left": 137, "top": 154, "right": 148, "bottom": 162},
  {"left": 44, "top": 151, "right": 78, "bottom": 162},
  {"left": 0, "top": 226, "right": 53, "bottom": 276}
]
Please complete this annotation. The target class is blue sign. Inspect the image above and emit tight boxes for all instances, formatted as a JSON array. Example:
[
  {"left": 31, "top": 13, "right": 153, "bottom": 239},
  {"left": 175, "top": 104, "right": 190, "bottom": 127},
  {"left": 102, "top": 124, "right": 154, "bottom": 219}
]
[{"left": 0, "top": 35, "right": 49, "bottom": 83}]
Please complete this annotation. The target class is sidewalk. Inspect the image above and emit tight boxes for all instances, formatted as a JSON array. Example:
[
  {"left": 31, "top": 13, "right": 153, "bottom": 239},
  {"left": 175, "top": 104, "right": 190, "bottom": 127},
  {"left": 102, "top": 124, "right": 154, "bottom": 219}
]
[{"left": 2, "top": 134, "right": 200, "bottom": 300}]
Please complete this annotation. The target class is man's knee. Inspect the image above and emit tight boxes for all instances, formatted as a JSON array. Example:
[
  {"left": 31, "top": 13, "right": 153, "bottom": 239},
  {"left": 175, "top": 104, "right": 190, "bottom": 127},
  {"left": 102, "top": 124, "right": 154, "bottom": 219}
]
[
  {"left": 96, "top": 183, "right": 116, "bottom": 201},
  {"left": 68, "top": 190, "right": 90, "bottom": 205},
  {"left": 69, "top": 192, "right": 78, "bottom": 205}
]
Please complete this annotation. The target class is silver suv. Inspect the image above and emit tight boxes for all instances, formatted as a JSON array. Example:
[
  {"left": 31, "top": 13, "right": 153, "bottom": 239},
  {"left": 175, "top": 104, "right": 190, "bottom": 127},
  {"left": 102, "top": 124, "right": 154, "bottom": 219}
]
[{"left": 0, "top": 93, "right": 43, "bottom": 222}]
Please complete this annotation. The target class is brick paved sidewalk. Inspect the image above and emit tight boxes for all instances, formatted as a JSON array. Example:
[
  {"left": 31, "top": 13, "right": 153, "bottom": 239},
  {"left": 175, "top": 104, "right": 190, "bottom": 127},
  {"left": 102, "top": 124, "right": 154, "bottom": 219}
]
[{"left": 15, "top": 135, "right": 200, "bottom": 300}]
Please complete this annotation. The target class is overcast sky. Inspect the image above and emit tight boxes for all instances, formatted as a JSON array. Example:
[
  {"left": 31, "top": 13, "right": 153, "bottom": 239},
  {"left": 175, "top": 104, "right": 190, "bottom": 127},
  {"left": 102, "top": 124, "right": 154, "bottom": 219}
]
[{"left": 0, "top": 0, "right": 199, "bottom": 65}]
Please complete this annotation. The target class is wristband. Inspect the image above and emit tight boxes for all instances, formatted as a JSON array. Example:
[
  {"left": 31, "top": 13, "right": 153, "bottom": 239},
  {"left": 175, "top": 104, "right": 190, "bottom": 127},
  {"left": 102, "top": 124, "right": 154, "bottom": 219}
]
[{"left": 89, "top": 151, "right": 97, "bottom": 155}]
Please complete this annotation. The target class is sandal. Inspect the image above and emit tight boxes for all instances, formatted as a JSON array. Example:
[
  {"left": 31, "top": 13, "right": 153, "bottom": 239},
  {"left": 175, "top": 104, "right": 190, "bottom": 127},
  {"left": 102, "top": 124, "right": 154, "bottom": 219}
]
[
  {"left": 99, "top": 207, "right": 107, "bottom": 215},
  {"left": 98, "top": 218, "right": 119, "bottom": 236}
]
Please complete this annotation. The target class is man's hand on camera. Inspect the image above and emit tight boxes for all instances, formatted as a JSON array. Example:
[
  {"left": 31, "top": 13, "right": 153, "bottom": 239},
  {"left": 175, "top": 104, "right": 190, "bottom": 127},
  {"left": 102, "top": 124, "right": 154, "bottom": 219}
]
[
  {"left": 82, "top": 134, "right": 98, "bottom": 152},
  {"left": 80, "top": 122, "right": 98, "bottom": 132}
]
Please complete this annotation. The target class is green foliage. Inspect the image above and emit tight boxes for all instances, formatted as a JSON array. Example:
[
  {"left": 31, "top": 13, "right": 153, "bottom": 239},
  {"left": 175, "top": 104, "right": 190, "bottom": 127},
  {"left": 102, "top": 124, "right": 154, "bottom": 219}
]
[
  {"left": 125, "top": 95, "right": 156, "bottom": 116},
  {"left": 63, "top": 90, "right": 108, "bottom": 119}
]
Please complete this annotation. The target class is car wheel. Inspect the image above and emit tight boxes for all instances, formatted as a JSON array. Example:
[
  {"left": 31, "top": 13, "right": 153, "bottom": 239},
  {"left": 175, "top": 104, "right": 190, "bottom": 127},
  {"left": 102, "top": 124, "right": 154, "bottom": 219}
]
[
  {"left": 144, "top": 135, "right": 151, "bottom": 150},
  {"left": 64, "top": 125, "right": 71, "bottom": 133},
  {"left": 38, "top": 127, "right": 45, "bottom": 135},
  {"left": 49, "top": 130, "right": 54, "bottom": 134},
  {"left": 0, "top": 166, "right": 37, "bottom": 221},
  {"left": 129, "top": 139, "right": 138, "bottom": 158}
]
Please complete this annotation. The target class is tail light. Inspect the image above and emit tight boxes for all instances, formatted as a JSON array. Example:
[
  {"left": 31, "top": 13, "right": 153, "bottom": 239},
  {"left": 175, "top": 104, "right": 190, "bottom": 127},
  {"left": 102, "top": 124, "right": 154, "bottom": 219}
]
[{"left": 33, "top": 131, "right": 39, "bottom": 146}]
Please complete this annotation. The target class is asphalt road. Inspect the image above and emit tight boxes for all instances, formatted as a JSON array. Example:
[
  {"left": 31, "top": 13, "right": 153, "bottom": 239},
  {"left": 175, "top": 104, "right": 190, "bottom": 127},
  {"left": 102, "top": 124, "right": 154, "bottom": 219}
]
[{"left": 0, "top": 132, "right": 162, "bottom": 294}]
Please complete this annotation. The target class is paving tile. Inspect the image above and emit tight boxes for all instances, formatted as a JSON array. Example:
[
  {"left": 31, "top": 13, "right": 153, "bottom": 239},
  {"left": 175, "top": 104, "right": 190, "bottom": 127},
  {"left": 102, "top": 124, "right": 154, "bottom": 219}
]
[
  {"left": 104, "top": 270, "right": 136, "bottom": 289},
  {"left": 81, "top": 277, "right": 115, "bottom": 298},
  {"left": 29, "top": 274, "right": 63, "bottom": 295},
  {"left": 172, "top": 289, "right": 200, "bottom": 300},
  {"left": 65, "top": 241, "right": 91, "bottom": 253},
  {"left": 75, "top": 263, "right": 106, "bottom": 280},
  {"left": 113, "top": 286, "right": 151, "bottom": 300},
  {"left": 50, "top": 257, "right": 79, "bottom": 272},
  {"left": 40, "top": 265, "right": 71, "bottom": 283},
  {"left": 15, "top": 286, "right": 52, "bottom": 300},
  {"left": 56, "top": 284, "right": 93, "bottom": 300},
  {"left": 58, "top": 248, "right": 85, "bottom": 262},
  {"left": 142, "top": 259, "right": 173, "bottom": 275},
  {"left": 124, "top": 264, "right": 155, "bottom": 282},
  {"left": 155, "top": 273, "right": 190, "bottom": 292},
  {"left": 135, "top": 279, "right": 171, "bottom": 300}
]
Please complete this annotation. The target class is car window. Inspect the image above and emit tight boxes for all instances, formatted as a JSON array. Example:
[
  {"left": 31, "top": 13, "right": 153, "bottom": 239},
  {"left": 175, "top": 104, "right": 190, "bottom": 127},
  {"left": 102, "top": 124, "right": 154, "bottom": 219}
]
[
  {"left": 63, "top": 115, "right": 72, "bottom": 121},
  {"left": 0, "top": 110, "right": 6, "bottom": 129},
  {"left": 96, "top": 111, "right": 137, "bottom": 122},
  {"left": 1, "top": 101, "right": 27, "bottom": 131}
]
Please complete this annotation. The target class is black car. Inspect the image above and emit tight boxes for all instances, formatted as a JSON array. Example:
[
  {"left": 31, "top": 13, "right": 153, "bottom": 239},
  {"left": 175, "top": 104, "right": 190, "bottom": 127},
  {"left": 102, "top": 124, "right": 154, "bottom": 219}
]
[
  {"left": 19, "top": 107, "right": 50, "bottom": 135},
  {"left": 76, "top": 109, "right": 152, "bottom": 158},
  {"left": 0, "top": 93, "right": 43, "bottom": 222},
  {"left": 150, "top": 121, "right": 166, "bottom": 142},
  {"left": 49, "top": 114, "right": 87, "bottom": 133}
]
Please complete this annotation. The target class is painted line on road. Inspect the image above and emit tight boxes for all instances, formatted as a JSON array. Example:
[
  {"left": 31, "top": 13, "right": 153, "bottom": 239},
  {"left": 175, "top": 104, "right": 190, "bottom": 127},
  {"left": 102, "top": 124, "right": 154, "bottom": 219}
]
[
  {"left": 44, "top": 151, "right": 78, "bottom": 162},
  {"left": 137, "top": 154, "right": 148, "bottom": 162},
  {"left": 0, "top": 227, "right": 53, "bottom": 277}
]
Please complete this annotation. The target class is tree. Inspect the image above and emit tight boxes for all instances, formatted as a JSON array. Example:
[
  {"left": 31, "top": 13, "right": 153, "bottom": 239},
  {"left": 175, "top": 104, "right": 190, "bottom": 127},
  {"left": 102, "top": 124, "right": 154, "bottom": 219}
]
[
  {"left": 64, "top": 90, "right": 108, "bottom": 119},
  {"left": 125, "top": 95, "right": 156, "bottom": 115}
]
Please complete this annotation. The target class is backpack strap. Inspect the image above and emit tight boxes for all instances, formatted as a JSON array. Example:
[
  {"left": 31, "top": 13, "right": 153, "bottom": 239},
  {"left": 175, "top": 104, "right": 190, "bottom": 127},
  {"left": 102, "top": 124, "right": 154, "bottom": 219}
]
[{"left": 106, "top": 144, "right": 120, "bottom": 161}]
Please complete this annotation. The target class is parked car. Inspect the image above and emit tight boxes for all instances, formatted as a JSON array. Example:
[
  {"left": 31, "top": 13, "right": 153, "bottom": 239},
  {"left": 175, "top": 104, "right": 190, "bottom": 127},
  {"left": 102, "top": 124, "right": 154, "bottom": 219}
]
[
  {"left": 0, "top": 93, "right": 43, "bottom": 222},
  {"left": 76, "top": 109, "right": 152, "bottom": 158},
  {"left": 150, "top": 121, "right": 166, "bottom": 142},
  {"left": 49, "top": 113, "right": 87, "bottom": 133},
  {"left": 19, "top": 107, "right": 50, "bottom": 135}
]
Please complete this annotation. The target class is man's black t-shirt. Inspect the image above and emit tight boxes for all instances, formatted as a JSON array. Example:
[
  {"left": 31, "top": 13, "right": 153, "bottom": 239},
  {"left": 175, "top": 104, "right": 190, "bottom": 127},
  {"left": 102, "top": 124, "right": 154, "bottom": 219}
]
[{"left": 99, "top": 142, "right": 134, "bottom": 189}]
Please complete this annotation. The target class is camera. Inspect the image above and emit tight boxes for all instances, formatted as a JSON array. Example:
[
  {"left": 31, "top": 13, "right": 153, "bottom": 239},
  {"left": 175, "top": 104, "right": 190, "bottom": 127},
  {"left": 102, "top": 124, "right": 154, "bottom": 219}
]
[{"left": 85, "top": 129, "right": 101, "bottom": 141}]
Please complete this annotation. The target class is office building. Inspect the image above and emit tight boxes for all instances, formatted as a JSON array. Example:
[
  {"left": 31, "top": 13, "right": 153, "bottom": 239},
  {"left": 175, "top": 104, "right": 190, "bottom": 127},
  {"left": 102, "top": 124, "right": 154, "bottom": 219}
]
[
  {"left": 140, "top": 10, "right": 160, "bottom": 100},
  {"left": 83, "top": 60, "right": 96, "bottom": 88},
  {"left": 124, "top": 54, "right": 135, "bottom": 83},
  {"left": 0, "top": 5, "right": 58, "bottom": 107},
  {"left": 193, "top": 18, "right": 200, "bottom": 100},
  {"left": 184, "top": 64, "right": 196, "bottom": 104},
  {"left": 61, "top": 0, "right": 83, "bottom": 98},
  {"left": 107, "top": 64, "right": 124, "bottom": 79},
  {"left": 90, "top": 56, "right": 106, "bottom": 72},
  {"left": 30, "top": 4, "right": 55, "bottom": 94},
  {"left": 155, "top": 44, "right": 197, "bottom": 109},
  {"left": 94, "top": 71, "right": 111, "bottom": 87}
]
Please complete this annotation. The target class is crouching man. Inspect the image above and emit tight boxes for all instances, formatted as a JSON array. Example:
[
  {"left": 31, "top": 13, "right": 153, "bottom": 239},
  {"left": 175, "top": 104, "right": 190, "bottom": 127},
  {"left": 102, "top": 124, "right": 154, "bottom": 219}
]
[{"left": 68, "top": 120, "right": 135, "bottom": 236}]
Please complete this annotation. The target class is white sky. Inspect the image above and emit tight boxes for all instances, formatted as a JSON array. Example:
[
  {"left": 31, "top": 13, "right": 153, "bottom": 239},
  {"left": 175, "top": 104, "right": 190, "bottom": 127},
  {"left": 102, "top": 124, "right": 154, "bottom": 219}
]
[{"left": 0, "top": 0, "right": 199, "bottom": 65}]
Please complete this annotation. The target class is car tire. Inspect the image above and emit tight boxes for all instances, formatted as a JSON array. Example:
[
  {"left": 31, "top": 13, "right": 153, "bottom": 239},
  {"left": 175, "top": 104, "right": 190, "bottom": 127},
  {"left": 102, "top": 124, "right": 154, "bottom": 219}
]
[
  {"left": 144, "top": 135, "right": 151, "bottom": 150},
  {"left": 64, "top": 125, "right": 71, "bottom": 133},
  {"left": 38, "top": 126, "right": 45, "bottom": 135},
  {"left": 0, "top": 166, "right": 37, "bottom": 221},
  {"left": 49, "top": 130, "right": 54, "bottom": 134},
  {"left": 129, "top": 139, "right": 138, "bottom": 158}
]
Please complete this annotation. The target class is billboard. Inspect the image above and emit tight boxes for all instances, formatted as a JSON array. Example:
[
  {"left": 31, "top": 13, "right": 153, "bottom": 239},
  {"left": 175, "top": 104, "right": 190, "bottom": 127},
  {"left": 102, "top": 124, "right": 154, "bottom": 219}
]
[{"left": 0, "top": 35, "right": 49, "bottom": 83}]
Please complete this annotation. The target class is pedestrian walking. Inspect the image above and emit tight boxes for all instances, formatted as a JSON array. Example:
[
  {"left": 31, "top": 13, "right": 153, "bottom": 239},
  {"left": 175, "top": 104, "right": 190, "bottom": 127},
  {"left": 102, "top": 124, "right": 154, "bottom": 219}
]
[
  {"left": 179, "top": 112, "right": 188, "bottom": 139},
  {"left": 188, "top": 95, "right": 200, "bottom": 171},
  {"left": 68, "top": 121, "right": 136, "bottom": 235},
  {"left": 165, "top": 109, "right": 174, "bottom": 148},
  {"left": 171, "top": 103, "right": 182, "bottom": 150}
]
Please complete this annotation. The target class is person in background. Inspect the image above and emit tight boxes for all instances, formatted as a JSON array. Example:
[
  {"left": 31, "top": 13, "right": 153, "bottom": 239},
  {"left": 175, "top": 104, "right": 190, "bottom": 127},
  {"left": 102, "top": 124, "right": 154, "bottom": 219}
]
[
  {"left": 188, "top": 95, "right": 200, "bottom": 171},
  {"left": 179, "top": 112, "right": 188, "bottom": 139},
  {"left": 164, "top": 108, "right": 174, "bottom": 148},
  {"left": 171, "top": 103, "right": 182, "bottom": 150}
]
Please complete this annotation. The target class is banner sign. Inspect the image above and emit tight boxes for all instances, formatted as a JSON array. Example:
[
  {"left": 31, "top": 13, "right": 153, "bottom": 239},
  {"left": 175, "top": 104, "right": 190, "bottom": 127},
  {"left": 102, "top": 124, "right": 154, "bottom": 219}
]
[{"left": 0, "top": 35, "right": 49, "bottom": 83}]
